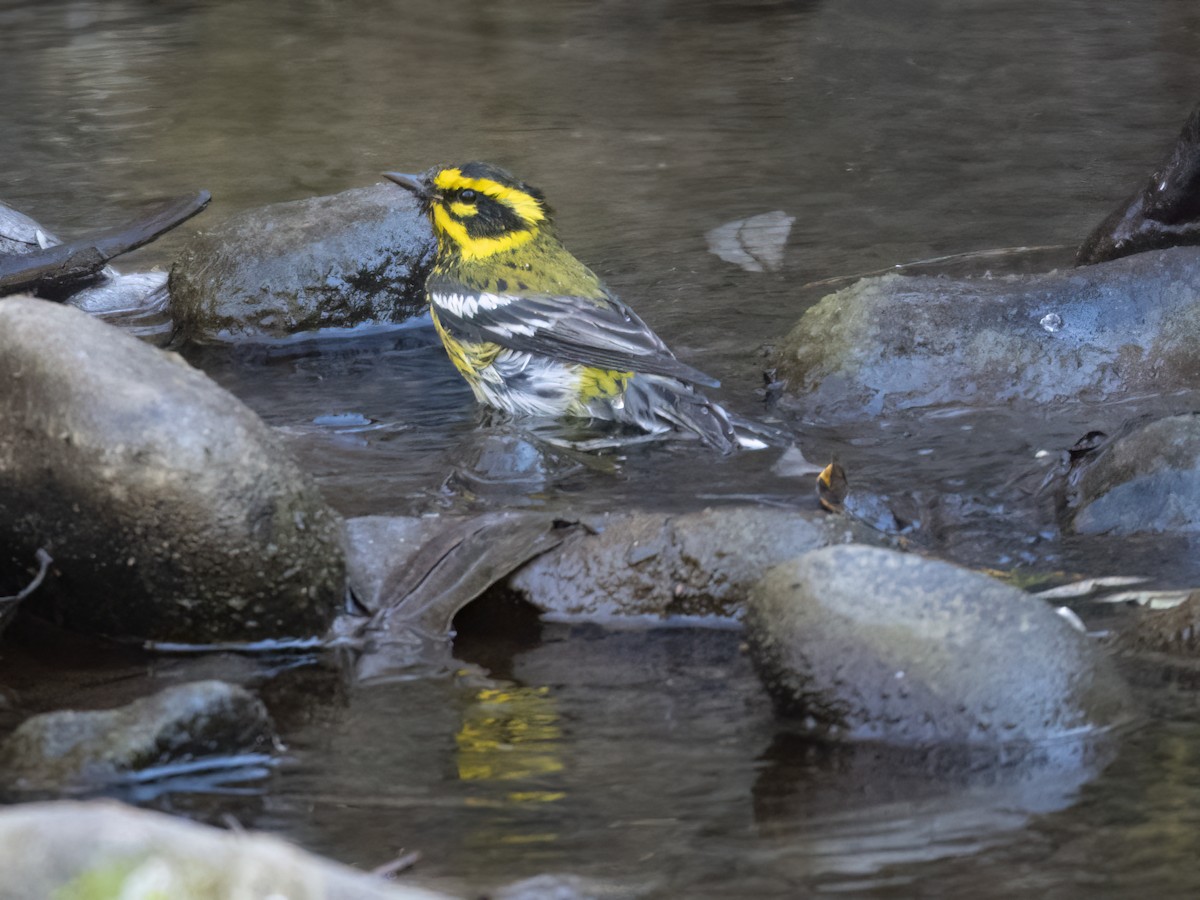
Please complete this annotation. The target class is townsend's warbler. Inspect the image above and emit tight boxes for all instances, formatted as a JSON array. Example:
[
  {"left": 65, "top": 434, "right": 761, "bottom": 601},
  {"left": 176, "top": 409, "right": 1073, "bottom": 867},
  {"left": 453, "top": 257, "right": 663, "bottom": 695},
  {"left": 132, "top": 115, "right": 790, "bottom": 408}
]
[{"left": 384, "top": 162, "right": 781, "bottom": 453}]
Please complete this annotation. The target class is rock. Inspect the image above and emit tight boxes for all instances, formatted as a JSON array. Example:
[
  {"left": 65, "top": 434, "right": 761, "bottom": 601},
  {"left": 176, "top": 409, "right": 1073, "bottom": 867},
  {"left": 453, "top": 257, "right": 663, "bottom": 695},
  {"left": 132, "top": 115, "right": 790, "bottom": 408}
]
[
  {"left": 1068, "top": 413, "right": 1200, "bottom": 535},
  {"left": 1077, "top": 103, "right": 1200, "bottom": 265},
  {"left": 0, "top": 200, "right": 53, "bottom": 256},
  {"left": 0, "top": 297, "right": 346, "bottom": 642},
  {"left": 744, "top": 545, "right": 1131, "bottom": 745},
  {"left": 507, "top": 506, "right": 880, "bottom": 619},
  {"left": 170, "top": 183, "right": 433, "bottom": 343},
  {"left": 772, "top": 246, "right": 1200, "bottom": 418},
  {"left": 0, "top": 800, "right": 456, "bottom": 899},
  {"left": 0, "top": 681, "right": 272, "bottom": 791},
  {"left": 67, "top": 271, "right": 167, "bottom": 316}
]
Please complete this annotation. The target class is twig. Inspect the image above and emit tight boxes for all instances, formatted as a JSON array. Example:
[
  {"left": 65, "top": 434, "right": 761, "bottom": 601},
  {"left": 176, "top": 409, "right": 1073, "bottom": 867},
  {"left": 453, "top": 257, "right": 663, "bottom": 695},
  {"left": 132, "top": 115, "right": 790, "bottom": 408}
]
[
  {"left": 372, "top": 850, "right": 421, "bottom": 879},
  {"left": 142, "top": 636, "right": 328, "bottom": 654},
  {"left": 0, "top": 548, "right": 53, "bottom": 604},
  {"left": 0, "top": 190, "right": 211, "bottom": 296}
]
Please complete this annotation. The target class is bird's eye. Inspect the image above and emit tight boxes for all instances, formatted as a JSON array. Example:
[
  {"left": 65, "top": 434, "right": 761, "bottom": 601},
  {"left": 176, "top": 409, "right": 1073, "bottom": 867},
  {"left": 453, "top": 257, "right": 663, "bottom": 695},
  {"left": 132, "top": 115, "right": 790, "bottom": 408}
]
[{"left": 459, "top": 189, "right": 478, "bottom": 203}]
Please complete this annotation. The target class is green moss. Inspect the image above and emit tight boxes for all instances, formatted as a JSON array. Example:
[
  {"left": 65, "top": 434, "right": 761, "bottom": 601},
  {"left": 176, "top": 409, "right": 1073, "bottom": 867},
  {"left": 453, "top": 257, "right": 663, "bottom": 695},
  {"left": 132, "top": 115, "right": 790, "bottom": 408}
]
[
  {"left": 54, "top": 858, "right": 140, "bottom": 900},
  {"left": 53, "top": 855, "right": 224, "bottom": 900}
]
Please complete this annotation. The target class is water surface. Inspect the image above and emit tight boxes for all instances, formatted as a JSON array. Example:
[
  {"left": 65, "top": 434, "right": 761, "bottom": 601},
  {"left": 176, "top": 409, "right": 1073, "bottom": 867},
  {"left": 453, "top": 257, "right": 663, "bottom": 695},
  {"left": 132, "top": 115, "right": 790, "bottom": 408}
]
[{"left": 5, "top": 1, "right": 1200, "bottom": 896}]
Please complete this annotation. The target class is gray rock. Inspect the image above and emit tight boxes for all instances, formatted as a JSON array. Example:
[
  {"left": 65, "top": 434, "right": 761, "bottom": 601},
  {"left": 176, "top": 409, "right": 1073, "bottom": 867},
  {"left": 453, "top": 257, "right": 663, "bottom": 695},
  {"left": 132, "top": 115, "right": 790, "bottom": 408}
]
[
  {"left": 170, "top": 183, "right": 433, "bottom": 343},
  {"left": 0, "top": 200, "right": 54, "bottom": 255},
  {"left": 773, "top": 247, "right": 1200, "bottom": 418},
  {"left": 508, "top": 506, "right": 880, "bottom": 619},
  {"left": 0, "top": 297, "right": 346, "bottom": 642},
  {"left": 0, "top": 800, "right": 456, "bottom": 899},
  {"left": 0, "top": 681, "right": 272, "bottom": 790},
  {"left": 1070, "top": 413, "right": 1200, "bottom": 534},
  {"left": 744, "top": 545, "right": 1131, "bottom": 745}
]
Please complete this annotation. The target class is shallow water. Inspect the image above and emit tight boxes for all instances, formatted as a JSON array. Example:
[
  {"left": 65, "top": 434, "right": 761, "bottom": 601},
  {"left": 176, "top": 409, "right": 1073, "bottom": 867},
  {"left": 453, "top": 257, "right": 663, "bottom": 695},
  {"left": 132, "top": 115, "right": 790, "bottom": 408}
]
[{"left": 6, "top": 0, "right": 1200, "bottom": 896}]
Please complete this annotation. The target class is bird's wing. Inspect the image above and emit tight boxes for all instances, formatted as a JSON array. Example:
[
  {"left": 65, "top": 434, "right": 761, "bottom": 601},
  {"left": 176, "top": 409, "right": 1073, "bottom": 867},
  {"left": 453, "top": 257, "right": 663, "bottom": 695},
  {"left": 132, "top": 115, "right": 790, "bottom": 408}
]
[{"left": 428, "top": 288, "right": 720, "bottom": 388}]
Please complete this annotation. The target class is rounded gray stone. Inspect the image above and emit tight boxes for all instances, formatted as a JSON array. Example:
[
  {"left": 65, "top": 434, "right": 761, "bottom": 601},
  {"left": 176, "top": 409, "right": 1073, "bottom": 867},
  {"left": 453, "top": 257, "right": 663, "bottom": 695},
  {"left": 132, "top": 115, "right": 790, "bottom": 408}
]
[
  {"left": 773, "top": 247, "right": 1200, "bottom": 418},
  {"left": 1071, "top": 413, "right": 1200, "bottom": 534},
  {"left": 745, "top": 544, "right": 1131, "bottom": 745},
  {"left": 508, "top": 506, "right": 880, "bottom": 619},
  {"left": 0, "top": 681, "right": 272, "bottom": 790},
  {"left": 0, "top": 800, "right": 456, "bottom": 899},
  {"left": 0, "top": 297, "right": 346, "bottom": 641},
  {"left": 169, "top": 183, "right": 432, "bottom": 342}
]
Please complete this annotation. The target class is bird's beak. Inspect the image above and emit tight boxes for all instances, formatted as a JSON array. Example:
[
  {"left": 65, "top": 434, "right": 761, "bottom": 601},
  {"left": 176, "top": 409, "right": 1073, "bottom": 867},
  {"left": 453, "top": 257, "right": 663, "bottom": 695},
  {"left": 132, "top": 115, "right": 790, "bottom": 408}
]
[{"left": 383, "top": 172, "right": 428, "bottom": 199}]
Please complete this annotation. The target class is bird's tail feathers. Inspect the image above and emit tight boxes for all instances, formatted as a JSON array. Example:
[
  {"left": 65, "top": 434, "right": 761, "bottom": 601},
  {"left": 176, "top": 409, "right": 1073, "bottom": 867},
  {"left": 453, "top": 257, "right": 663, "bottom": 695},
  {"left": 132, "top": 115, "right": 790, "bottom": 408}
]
[{"left": 623, "top": 376, "right": 787, "bottom": 453}]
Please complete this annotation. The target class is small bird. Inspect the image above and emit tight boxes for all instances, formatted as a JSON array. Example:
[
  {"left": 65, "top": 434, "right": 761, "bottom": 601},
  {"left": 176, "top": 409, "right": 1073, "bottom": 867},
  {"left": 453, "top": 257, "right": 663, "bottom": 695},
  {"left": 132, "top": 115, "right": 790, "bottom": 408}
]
[{"left": 384, "top": 162, "right": 781, "bottom": 452}]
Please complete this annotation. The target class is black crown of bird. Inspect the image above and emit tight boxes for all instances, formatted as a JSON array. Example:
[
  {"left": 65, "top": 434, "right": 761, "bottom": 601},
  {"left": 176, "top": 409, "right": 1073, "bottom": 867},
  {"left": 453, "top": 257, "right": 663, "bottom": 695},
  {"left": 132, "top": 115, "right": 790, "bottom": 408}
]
[{"left": 384, "top": 161, "right": 784, "bottom": 453}]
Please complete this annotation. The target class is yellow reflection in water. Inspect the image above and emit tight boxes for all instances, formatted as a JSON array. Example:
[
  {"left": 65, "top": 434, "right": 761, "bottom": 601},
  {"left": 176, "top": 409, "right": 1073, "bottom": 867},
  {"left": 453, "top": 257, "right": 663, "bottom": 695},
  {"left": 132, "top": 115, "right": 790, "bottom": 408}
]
[{"left": 455, "top": 684, "right": 565, "bottom": 792}]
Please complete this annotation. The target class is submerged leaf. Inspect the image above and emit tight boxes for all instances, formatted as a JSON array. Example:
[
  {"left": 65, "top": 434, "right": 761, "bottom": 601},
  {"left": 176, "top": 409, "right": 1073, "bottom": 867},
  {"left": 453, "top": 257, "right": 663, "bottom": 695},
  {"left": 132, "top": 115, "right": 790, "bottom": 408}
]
[{"left": 706, "top": 210, "right": 794, "bottom": 273}]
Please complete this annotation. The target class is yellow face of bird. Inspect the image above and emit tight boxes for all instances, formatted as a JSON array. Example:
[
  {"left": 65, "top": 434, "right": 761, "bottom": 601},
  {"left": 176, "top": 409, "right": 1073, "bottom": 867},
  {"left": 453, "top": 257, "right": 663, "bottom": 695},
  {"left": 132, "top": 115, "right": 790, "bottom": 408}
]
[{"left": 385, "top": 162, "right": 551, "bottom": 262}]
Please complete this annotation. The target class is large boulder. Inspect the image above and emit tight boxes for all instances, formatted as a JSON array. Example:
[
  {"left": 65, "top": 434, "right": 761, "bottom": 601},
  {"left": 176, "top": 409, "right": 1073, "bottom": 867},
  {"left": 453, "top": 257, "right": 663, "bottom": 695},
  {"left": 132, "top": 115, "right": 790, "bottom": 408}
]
[
  {"left": 0, "top": 297, "right": 346, "bottom": 642},
  {"left": 772, "top": 247, "right": 1200, "bottom": 418},
  {"left": 744, "top": 545, "right": 1131, "bottom": 745},
  {"left": 170, "top": 183, "right": 433, "bottom": 343},
  {"left": 508, "top": 506, "right": 882, "bottom": 619},
  {"left": 1068, "top": 413, "right": 1200, "bottom": 535},
  {"left": 0, "top": 681, "right": 272, "bottom": 791},
  {"left": 0, "top": 800, "right": 456, "bottom": 900}
]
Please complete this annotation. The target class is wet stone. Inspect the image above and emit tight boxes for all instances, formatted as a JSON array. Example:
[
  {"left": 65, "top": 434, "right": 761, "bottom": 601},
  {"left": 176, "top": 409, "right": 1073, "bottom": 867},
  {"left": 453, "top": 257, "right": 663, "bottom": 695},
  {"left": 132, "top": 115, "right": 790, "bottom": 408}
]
[
  {"left": 0, "top": 297, "right": 346, "bottom": 642},
  {"left": 772, "top": 246, "right": 1200, "bottom": 419},
  {"left": 0, "top": 800, "right": 456, "bottom": 899},
  {"left": 169, "top": 183, "right": 434, "bottom": 343},
  {"left": 744, "top": 544, "right": 1132, "bottom": 745},
  {"left": 1069, "top": 413, "right": 1200, "bottom": 535},
  {"left": 0, "top": 681, "right": 272, "bottom": 792},
  {"left": 507, "top": 506, "right": 882, "bottom": 619}
]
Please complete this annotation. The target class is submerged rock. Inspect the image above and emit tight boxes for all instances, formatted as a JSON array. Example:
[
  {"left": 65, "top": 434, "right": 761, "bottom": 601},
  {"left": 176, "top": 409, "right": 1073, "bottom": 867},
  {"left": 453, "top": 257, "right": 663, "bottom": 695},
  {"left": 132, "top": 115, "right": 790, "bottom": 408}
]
[
  {"left": 0, "top": 297, "right": 346, "bottom": 642},
  {"left": 1077, "top": 103, "right": 1200, "bottom": 265},
  {"left": 170, "top": 183, "right": 433, "bottom": 343},
  {"left": 0, "top": 800, "right": 456, "bottom": 899},
  {"left": 507, "top": 506, "right": 880, "bottom": 619},
  {"left": 773, "top": 246, "right": 1200, "bottom": 418},
  {"left": 744, "top": 545, "right": 1130, "bottom": 745},
  {"left": 1068, "top": 413, "right": 1200, "bottom": 535},
  {"left": 0, "top": 681, "right": 272, "bottom": 791}
]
